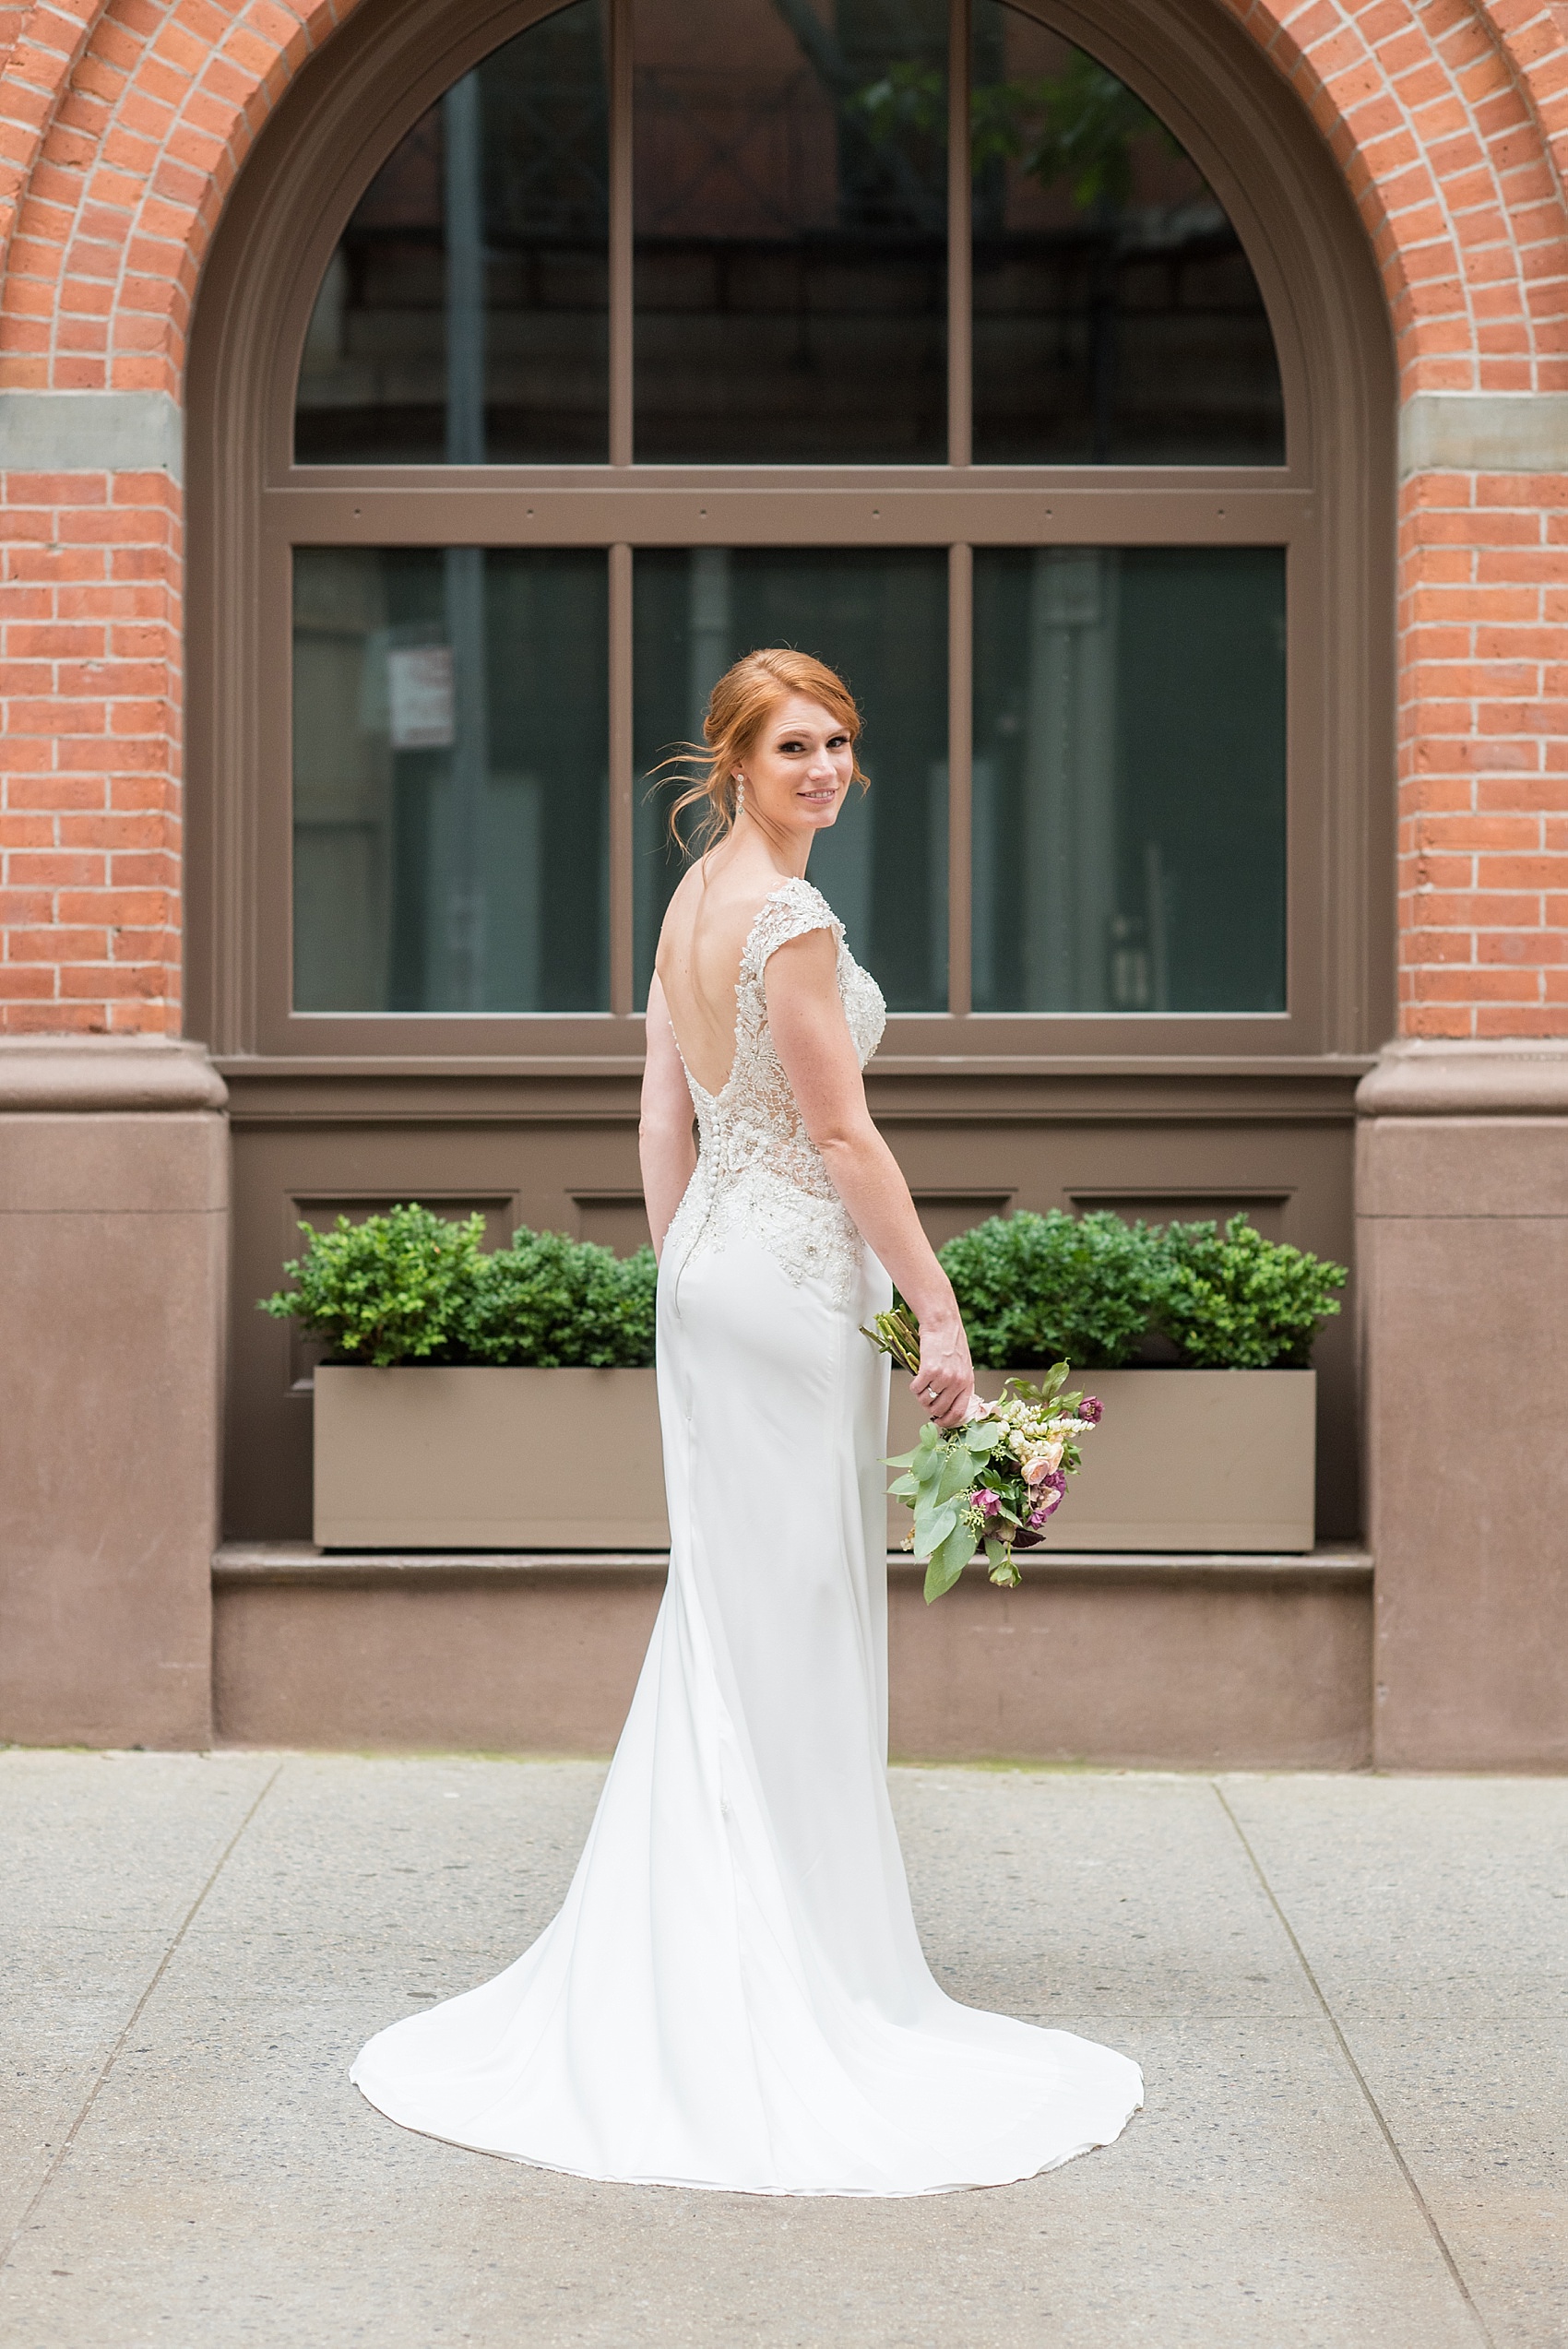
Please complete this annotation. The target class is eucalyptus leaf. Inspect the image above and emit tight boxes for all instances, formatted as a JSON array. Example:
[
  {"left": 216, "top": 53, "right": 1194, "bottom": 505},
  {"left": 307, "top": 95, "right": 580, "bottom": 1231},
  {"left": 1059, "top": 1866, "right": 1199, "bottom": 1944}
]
[
  {"left": 933, "top": 1446, "right": 974, "bottom": 1505},
  {"left": 914, "top": 1501, "right": 961, "bottom": 1552},
  {"left": 922, "top": 1517, "right": 978, "bottom": 1603}
]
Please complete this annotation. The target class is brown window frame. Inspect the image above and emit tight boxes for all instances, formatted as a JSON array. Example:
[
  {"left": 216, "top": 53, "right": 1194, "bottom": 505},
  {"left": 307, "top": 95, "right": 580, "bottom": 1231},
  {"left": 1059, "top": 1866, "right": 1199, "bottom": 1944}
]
[{"left": 188, "top": 0, "right": 1395, "bottom": 1074}]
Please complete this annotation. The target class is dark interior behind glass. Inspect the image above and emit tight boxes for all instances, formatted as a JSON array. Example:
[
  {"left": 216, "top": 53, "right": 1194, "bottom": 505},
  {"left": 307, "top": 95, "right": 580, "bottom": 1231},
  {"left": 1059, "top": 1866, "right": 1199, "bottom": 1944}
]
[
  {"left": 295, "top": 1, "right": 609, "bottom": 463},
  {"left": 292, "top": 546, "right": 608, "bottom": 1010},
  {"left": 972, "top": 546, "right": 1287, "bottom": 1013},
  {"left": 633, "top": 0, "right": 948, "bottom": 462},
  {"left": 973, "top": 3, "right": 1283, "bottom": 464}
]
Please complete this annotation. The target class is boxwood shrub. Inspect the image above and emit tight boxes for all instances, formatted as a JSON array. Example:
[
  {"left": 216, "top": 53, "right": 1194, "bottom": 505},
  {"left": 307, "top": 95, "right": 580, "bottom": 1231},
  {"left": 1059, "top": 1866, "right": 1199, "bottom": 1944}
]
[
  {"left": 939, "top": 1206, "right": 1346, "bottom": 1371},
  {"left": 1157, "top": 1214, "right": 1346, "bottom": 1369},
  {"left": 262, "top": 1205, "right": 658, "bottom": 1369},
  {"left": 264, "top": 1202, "right": 1346, "bottom": 1377},
  {"left": 937, "top": 1209, "right": 1168, "bottom": 1370}
]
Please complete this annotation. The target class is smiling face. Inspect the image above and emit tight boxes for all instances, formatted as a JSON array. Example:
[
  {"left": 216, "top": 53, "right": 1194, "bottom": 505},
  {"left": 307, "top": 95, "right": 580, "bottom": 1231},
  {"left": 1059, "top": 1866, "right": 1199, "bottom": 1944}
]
[{"left": 737, "top": 694, "right": 856, "bottom": 844}]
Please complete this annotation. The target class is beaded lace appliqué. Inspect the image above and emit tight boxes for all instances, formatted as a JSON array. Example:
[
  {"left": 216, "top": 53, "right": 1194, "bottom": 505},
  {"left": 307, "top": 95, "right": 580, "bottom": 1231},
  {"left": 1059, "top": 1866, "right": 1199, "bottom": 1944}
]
[{"left": 664, "top": 878, "right": 886, "bottom": 1306}]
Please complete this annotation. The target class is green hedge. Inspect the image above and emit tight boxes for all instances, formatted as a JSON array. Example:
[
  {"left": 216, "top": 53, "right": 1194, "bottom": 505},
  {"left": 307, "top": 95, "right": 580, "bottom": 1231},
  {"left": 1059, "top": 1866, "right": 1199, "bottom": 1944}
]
[
  {"left": 263, "top": 1203, "right": 1346, "bottom": 1373},
  {"left": 261, "top": 1204, "right": 658, "bottom": 1370},
  {"left": 939, "top": 1209, "right": 1346, "bottom": 1370}
]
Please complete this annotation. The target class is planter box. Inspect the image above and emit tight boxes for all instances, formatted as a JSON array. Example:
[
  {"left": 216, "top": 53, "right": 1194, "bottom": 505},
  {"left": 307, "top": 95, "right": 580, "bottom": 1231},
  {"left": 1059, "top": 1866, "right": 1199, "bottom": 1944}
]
[
  {"left": 315, "top": 1360, "right": 1314, "bottom": 1556},
  {"left": 887, "top": 1368, "right": 1316, "bottom": 1553},
  {"left": 314, "top": 1365, "right": 668, "bottom": 1549}
]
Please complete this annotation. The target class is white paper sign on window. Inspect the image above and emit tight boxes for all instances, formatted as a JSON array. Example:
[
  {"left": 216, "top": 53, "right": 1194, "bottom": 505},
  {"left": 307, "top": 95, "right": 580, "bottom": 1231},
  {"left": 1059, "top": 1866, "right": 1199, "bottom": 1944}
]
[{"left": 387, "top": 644, "right": 456, "bottom": 750}]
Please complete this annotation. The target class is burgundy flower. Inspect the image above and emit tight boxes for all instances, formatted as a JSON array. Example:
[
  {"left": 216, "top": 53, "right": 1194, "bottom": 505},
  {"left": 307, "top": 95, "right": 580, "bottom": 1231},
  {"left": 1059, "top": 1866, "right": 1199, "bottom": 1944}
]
[{"left": 1079, "top": 1395, "right": 1103, "bottom": 1424}]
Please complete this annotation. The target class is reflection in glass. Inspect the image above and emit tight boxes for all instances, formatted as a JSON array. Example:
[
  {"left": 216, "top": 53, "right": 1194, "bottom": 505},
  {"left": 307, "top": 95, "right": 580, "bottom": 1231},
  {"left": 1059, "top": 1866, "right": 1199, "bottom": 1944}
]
[
  {"left": 972, "top": 547, "right": 1286, "bottom": 1013},
  {"left": 972, "top": 5, "right": 1283, "bottom": 464},
  {"left": 295, "top": 2, "right": 609, "bottom": 462},
  {"left": 634, "top": 548, "right": 947, "bottom": 1008},
  {"left": 292, "top": 547, "right": 608, "bottom": 1011},
  {"left": 634, "top": 0, "right": 947, "bottom": 462}
]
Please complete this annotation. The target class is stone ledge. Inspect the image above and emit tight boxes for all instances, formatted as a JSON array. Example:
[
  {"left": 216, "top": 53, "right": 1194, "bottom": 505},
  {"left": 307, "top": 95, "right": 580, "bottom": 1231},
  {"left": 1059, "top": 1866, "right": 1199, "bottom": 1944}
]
[
  {"left": 0, "top": 387, "right": 184, "bottom": 480},
  {"left": 1357, "top": 1038, "right": 1568, "bottom": 1119},
  {"left": 0, "top": 1038, "right": 227, "bottom": 1113},
  {"left": 214, "top": 1540, "right": 1372, "bottom": 1591}
]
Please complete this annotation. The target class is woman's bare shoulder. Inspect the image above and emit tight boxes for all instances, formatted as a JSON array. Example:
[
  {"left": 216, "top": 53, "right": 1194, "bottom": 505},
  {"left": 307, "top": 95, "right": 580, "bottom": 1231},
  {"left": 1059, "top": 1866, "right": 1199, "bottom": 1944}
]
[{"left": 659, "top": 862, "right": 789, "bottom": 967}]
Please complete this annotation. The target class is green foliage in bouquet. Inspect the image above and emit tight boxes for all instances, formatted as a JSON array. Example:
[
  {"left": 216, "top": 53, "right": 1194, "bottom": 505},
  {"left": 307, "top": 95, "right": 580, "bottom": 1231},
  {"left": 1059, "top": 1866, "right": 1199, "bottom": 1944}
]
[
  {"left": 1157, "top": 1214, "right": 1346, "bottom": 1370},
  {"left": 261, "top": 1207, "right": 657, "bottom": 1369},
  {"left": 938, "top": 1209, "right": 1165, "bottom": 1370},
  {"left": 260, "top": 1203, "right": 485, "bottom": 1369},
  {"left": 458, "top": 1229, "right": 658, "bottom": 1369},
  {"left": 887, "top": 1415, "right": 1011, "bottom": 1605}
]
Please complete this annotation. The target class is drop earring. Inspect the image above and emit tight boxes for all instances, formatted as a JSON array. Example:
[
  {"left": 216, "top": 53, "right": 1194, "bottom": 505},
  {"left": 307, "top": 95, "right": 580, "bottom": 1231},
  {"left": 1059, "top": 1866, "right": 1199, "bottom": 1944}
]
[{"left": 734, "top": 775, "right": 746, "bottom": 812}]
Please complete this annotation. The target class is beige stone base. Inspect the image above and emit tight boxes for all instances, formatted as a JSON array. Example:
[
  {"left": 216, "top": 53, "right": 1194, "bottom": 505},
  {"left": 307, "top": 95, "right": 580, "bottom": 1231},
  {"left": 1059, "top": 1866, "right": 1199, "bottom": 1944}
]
[
  {"left": 212, "top": 1545, "right": 1372, "bottom": 1768},
  {"left": 1358, "top": 1040, "right": 1568, "bottom": 1769},
  {"left": 0, "top": 1041, "right": 227, "bottom": 1749}
]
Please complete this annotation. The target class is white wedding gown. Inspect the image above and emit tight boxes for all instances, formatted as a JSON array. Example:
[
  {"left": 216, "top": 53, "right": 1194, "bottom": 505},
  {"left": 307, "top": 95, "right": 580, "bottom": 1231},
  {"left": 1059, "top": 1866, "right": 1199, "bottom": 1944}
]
[{"left": 351, "top": 877, "right": 1143, "bottom": 2194}]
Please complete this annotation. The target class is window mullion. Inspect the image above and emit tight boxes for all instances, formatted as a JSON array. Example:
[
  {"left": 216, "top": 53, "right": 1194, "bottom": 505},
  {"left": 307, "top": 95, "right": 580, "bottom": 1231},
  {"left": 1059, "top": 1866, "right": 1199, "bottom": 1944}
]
[
  {"left": 609, "top": 0, "right": 633, "bottom": 468},
  {"left": 947, "top": 0, "right": 972, "bottom": 470},
  {"left": 609, "top": 541, "right": 634, "bottom": 1014},
  {"left": 947, "top": 540, "right": 973, "bottom": 1017}
]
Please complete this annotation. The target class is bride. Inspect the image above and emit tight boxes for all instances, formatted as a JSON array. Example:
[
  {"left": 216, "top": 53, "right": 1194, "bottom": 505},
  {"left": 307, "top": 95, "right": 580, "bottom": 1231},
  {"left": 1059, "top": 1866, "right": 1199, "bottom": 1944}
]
[{"left": 351, "top": 647, "right": 1143, "bottom": 2194}]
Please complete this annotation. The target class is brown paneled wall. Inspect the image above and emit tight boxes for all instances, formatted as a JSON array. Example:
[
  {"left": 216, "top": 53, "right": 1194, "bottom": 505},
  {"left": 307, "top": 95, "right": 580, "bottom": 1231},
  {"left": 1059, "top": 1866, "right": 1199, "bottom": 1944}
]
[{"left": 225, "top": 1062, "right": 1361, "bottom": 1542}]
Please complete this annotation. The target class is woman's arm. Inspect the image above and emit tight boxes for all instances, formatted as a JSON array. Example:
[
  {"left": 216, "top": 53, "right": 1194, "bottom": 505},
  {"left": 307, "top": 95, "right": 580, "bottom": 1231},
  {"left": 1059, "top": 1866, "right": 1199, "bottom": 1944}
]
[
  {"left": 766, "top": 930, "right": 974, "bottom": 1426},
  {"left": 639, "top": 975, "right": 697, "bottom": 1261}
]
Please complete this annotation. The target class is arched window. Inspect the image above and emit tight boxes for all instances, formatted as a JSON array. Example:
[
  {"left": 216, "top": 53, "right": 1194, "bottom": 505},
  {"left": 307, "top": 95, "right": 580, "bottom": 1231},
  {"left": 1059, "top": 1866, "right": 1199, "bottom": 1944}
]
[{"left": 195, "top": 0, "right": 1390, "bottom": 1060}]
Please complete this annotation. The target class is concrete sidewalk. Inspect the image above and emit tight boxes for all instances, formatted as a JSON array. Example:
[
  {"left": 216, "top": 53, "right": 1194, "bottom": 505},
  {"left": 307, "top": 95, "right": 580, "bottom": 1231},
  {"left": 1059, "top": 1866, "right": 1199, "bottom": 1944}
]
[{"left": 1, "top": 1754, "right": 1562, "bottom": 2349}]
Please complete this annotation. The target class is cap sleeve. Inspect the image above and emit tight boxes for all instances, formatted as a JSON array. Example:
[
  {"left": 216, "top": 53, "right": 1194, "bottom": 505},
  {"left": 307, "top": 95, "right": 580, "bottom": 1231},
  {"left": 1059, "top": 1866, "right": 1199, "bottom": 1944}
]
[{"left": 740, "top": 878, "right": 843, "bottom": 989}]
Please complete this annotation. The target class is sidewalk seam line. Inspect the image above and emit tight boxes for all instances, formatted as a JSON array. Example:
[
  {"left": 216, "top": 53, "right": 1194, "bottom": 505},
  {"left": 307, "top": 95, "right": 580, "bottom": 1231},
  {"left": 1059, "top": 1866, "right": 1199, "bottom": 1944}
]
[
  {"left": 0, "top": 1762, "right": 283, "bottom": 2276},
  {"left": 1211, "top": 1783, "right": 1495, "bottom": 2349}
]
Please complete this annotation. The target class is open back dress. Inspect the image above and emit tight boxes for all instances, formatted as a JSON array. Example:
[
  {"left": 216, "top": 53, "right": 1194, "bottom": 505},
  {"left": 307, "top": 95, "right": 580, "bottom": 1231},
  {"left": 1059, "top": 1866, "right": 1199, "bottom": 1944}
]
[{"left": 350, "top": 876, "right": 1143, "bottom": 2193}]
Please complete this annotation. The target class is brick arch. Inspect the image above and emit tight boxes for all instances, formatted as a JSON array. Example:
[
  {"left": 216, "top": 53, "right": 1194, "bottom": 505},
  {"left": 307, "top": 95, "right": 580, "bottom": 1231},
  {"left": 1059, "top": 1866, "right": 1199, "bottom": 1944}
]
[
  {"left": 0, "top": 0, "right": 364, "bottom": 390},
  {"left": 0, "top": 0, "right": 1564, "bottom": 396},
  {"left": 1219, "top": 0, "right": 1568, "bottom": 393}
]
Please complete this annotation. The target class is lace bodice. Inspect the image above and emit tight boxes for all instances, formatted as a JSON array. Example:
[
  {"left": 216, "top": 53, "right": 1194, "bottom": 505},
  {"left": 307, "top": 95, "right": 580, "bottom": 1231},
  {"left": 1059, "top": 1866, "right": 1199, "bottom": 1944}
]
[{"left": 663, "top": 877, "right": 886, "bottom": 1305}]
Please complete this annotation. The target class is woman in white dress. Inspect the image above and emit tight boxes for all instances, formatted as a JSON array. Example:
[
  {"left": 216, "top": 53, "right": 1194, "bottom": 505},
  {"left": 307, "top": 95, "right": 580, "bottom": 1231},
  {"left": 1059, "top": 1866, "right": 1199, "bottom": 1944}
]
[{"left": 351, "top": 648, "right": 1143, "bottom": 2194}]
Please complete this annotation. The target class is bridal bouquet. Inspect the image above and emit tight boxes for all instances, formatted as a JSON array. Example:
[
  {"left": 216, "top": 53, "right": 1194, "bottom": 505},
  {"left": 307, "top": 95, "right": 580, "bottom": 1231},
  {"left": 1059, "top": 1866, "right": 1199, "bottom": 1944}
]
[{"left": 862, "top": 1309, "right": 1103, "bottom": 1604}]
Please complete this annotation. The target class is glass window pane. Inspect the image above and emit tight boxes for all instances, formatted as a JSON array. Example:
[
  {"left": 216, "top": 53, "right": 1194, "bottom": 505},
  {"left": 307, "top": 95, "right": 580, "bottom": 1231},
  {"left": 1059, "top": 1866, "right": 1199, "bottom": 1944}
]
[
  {"left": 634, "top": 548, "right": 947, "bottom": 1008},
  {"left": 634, "top": 0, "right": 947, "bottom": 462},
  {"left": 972, "top": 4, "right": 1284, "bottom": 465},
  {"left": 292, "top": 547, "right": 608, "bottom": 1010},
  {"left": 972, "top": 547, "right": 1286, "bottom": 1013},
  {"left": 295, "top": 2, "right": 609, "bottom": 463}
]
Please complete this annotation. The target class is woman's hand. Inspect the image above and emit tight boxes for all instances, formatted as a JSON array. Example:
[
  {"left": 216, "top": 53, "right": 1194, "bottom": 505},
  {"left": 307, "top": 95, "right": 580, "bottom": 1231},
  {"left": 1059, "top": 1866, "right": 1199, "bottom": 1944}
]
[{"left": 910, "top": 1308, "right": 975, "bottom": 1429}]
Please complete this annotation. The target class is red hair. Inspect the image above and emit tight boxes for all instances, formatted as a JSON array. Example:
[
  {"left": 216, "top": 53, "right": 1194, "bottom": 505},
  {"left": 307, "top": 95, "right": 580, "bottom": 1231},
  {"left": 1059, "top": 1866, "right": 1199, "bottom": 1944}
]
[{"left": 664, "top": 647, "right": 867, "bottom": 852}]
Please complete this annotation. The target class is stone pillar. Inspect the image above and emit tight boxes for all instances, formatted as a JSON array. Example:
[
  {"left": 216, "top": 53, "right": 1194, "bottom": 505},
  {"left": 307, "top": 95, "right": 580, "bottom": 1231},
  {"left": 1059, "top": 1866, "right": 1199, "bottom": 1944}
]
[
  {"left": 0, "top": 1040, "right": 228, "bottom": 1748},
  {"left": 1358, "top": 1041, "right": 1568, "bottom": 1768}
]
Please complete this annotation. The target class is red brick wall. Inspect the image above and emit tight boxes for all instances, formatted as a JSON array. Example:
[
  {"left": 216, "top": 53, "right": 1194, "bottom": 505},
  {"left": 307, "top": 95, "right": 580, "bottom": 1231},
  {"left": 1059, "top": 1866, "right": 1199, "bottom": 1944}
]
[
  {"left": 0, "top": 0, "right": 350, "bottom": 1032},
  {"left": 1400, "top": 465, "right": 1568, "bottom": 1039},
  {"left": 0, "top": 461, "right": 177, "bottom": 1030},
  {"left": 0, "top": 0, "right": 1564, "bottom": 1039}
]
